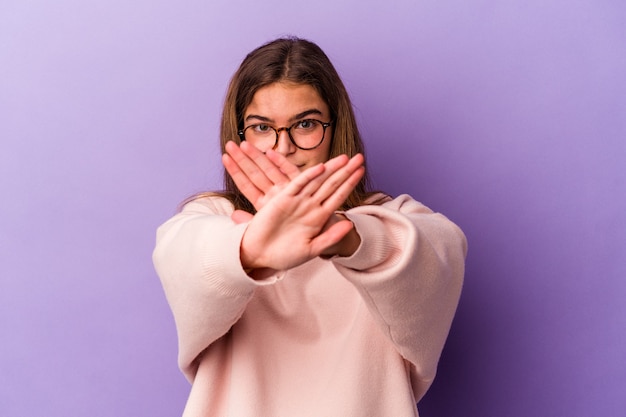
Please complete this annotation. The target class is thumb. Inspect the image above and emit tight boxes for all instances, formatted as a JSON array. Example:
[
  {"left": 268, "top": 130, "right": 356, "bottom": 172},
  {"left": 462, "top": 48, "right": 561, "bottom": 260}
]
[{"left": 231, "top": 209, "right": 254, "bottom": 224}]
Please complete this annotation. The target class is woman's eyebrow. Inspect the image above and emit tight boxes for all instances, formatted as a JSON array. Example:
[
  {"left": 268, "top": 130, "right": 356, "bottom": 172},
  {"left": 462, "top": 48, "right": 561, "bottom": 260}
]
[
  {"left": 291, "top": 109, "right": 323, "bottom": 121},
  {"left": 245, "top": 114, "right": 272, "bottom": 123},
  {"left": 244, "top": 109, "right": 324, "bottom": 124}
]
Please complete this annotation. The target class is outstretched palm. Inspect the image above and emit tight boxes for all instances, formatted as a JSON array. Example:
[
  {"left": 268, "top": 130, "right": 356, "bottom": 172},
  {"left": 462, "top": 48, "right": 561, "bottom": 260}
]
[{"left": 222, "top": 141, "right": 364, "bottom": 271}]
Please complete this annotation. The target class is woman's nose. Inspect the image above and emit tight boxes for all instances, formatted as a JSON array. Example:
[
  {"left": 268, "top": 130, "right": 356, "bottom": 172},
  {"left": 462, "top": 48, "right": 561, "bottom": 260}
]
[{"left": 273, "top": 129, "right": 296, "bottom": 155}]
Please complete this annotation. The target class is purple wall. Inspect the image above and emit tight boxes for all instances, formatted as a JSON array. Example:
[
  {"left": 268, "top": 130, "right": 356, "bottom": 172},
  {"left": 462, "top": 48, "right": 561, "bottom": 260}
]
[{"left": 1, "top": 1, "right": 624, "bottom": 416}]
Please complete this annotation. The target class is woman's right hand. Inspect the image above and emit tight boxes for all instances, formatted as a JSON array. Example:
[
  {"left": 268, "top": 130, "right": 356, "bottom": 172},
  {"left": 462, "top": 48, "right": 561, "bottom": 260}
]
[
  {"left": 222, "top": 141, "right": 300, "bottom": 212},
  {"left": 236, "top": 151, "right": 365, "bottom": 271}
]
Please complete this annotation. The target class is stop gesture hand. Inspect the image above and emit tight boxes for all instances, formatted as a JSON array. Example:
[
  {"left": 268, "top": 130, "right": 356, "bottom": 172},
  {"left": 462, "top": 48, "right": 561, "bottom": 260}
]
[
  {"left": 221, "top": 141, "right": 364, "bottom": 271},
  {"left": 222, "top": 141, "right": 302, "bottom": 213}
]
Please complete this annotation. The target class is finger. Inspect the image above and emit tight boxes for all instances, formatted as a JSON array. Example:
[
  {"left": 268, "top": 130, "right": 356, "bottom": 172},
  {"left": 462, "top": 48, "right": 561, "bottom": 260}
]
[
  {"left": 323, "top": 153, "right": 351, "bottom": 173},
  {"left": 297, "top": 153, "right": 362, "bottom": 200},
  {"left": 240, "top": 141, "right": 290, "bottom": 185},
  {"left": 225, "top": 141, "right": 275, "bottom": 193},
  {"left": 309, "top": 219, "right": 354, "bottom": 255},
  {"left": 295, "top": 154, "right": 351, "bottom": 197},
  {"left": 283, "top": 163, "right": 326, "bottom": 196},
  {"left": 231, "top": 209, "right": 254, "bottom": 224},
  {"left": 311, "top": 154, "right": 364, "bottom": 202},
  {"left": 320, "top": 166, "right": 365, "bottom": 211},
  {"left": 222, "top": 153, "right": 264, "bottom": 204},
  {"left": 265, "top": 149, "right": 302, "bottom": 180}
]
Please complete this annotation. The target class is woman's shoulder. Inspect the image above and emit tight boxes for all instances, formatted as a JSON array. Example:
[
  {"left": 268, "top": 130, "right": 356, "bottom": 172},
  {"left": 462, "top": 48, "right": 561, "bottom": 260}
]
[
  {"left": 357, "top": 192, "right": 436, "bottom": 215},
  {"left": 362, "top": 192, "right": 422, "bottom": 207},
  {"left": 363, "top": 192, "right": 393, "bottom": 206},
  {"left": 179, "top": 192, "right": 235, "bottom": 216}
]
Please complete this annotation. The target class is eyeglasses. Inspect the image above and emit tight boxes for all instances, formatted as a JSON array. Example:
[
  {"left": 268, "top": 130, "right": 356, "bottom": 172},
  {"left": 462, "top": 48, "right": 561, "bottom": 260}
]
[{"left": 238, "top": 119, "right": 332, "bottom": 151}]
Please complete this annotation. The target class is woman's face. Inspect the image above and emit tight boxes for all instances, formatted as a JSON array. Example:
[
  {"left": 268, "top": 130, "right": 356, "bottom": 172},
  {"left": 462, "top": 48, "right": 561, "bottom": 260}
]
[{"left": 242, "top": 82, "right": 333, "bottom": 171}]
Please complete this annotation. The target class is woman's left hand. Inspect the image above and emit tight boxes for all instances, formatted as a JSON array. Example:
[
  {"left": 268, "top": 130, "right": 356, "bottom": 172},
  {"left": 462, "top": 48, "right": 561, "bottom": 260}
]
[
  {"left": 223, "top": 140, "right": 362, "bottom": 260},
  {"left": 222, "top": 141, "right": 300, "bottom": 212}
]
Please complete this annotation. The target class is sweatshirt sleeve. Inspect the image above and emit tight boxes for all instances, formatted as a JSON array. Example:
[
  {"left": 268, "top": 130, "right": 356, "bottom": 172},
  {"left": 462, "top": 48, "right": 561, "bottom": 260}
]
[
  {"left": 152, "top": 197, "right": 283, "bottom": 382},
  {"left": 332, "top": 194, "right": 467, "bottom": 400}
]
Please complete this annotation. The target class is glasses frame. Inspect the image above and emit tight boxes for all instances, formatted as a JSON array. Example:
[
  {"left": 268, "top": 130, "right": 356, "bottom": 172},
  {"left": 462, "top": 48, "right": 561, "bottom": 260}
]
[{"left": 237, "top": 119, "right": 333, "bottom": 151}]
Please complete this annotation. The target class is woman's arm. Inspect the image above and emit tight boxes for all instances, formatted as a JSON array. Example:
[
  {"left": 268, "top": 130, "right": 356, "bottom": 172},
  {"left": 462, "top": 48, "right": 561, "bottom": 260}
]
[
  {"left": 152, "top": 197, "right": 275, "bottom": 381},
  {"left": 332, "top": 194, "right": 468, "bottom": 400},
  {"left": 152, "top": 152, "right": 365, "bottom": 381}
]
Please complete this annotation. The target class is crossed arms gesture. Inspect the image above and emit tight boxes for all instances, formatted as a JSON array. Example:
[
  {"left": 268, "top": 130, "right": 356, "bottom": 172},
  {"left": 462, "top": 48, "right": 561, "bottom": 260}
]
[{"left": 222, "top": 141, "right": 365, "bottom": 274}]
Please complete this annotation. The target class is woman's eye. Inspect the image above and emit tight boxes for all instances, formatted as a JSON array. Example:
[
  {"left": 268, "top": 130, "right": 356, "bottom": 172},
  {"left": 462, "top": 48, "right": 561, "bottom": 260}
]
[
  {"left": 254, "top": 124, "right": 270, "bottom": 133},
  {"left": 296, "top": 120, "right": 315, "bottom": 130}
]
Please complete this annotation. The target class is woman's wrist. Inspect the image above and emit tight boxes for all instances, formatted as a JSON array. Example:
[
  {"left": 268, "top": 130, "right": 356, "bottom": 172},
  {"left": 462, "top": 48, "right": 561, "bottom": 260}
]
[
  {"left": 336, "top": 224, "right": 361, "bottom": 257},
  {"left": 320, "top": 214, "right": 361, "bottom": 258}
]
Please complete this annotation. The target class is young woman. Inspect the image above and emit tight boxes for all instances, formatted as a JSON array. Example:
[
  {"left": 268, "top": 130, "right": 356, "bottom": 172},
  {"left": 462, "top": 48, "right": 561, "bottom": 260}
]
[{"left": 153, "top": 37, "right": 467, "bottom": 417}]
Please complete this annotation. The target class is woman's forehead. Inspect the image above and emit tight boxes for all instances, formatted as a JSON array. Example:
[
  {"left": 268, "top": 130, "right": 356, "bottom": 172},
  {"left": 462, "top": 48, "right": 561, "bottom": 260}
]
[{"left": 245, "top": 83, "right": 329, "bottom": 121}]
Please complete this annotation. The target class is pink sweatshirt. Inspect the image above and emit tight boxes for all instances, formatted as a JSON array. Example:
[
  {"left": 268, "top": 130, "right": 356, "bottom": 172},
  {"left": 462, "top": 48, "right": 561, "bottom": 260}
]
[{"left": 153, "top": 194, "right": 467, "bottom": 417}]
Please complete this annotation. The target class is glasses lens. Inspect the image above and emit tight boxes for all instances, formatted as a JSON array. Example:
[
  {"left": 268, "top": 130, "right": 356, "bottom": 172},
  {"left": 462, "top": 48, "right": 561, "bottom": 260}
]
[
  {"left": 290, "top": 120, "right": 325, "bottom": 149},
  {"left": 243, "top": 120, "right": 328, "bottom": 151},
  {"left": 243, "top": 125, "right": 276, "bottom": 151}
]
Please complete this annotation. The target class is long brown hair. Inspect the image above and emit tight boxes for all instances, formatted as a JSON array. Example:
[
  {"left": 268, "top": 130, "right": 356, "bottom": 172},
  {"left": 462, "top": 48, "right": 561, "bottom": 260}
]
[{"left": 188, "top": 36, "right": 385, "bottom": 212}]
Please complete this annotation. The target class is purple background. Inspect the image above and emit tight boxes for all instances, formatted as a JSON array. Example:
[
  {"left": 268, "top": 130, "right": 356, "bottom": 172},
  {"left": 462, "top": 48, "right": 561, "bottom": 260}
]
[{"left": 1, "top": 0, "right": 624, "bottom": 416}]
